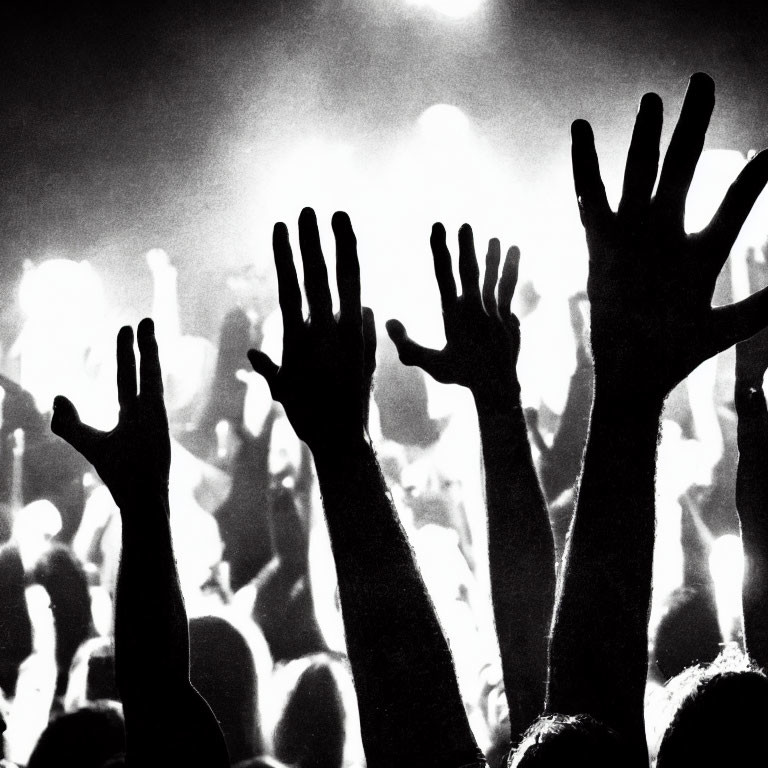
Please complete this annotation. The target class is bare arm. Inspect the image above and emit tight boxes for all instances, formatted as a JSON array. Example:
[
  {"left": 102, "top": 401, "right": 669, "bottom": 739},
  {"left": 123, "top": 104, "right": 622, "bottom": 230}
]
[
  {"left": 386, "top": 226, "right": 555, "bottom": 743},
  {"left": 51, "top": 319, "right": 229, "bottom": 767},
  {"left": 548, "top": 73, "right": 768, "bottom": 764},
  {"left": 248, "top": 209, "right": 484, "bottom": 768},
  {"left": 735, "top": 257, "right": 768, "bottom": 669}
]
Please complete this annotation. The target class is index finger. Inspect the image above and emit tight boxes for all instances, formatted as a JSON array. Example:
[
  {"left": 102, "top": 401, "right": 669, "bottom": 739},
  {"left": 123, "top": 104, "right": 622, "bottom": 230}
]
[
  {"left": 116, "top": 325, "right": 137, "bottom": 414},
  {"left": 430, "top": 223, "right": 457, "bottom": 310},
  {"left": 137, "top": 318, "right": 164, "bottom": 400},
  {"left": 273, "top": 222, "right": 304, "bottom": 340}
]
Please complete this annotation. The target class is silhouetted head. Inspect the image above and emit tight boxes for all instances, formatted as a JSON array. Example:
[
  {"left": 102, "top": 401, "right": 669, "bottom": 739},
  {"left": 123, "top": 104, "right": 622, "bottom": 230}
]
[
  {"left": 656, "top": 650, "right": 768, "bottom": 766},
  {"left": 508, "top": 713, "right": 628, "bottom": 767},
  {"left": 653, "top": 586, "right": 722, "bottom": 683},
  {"left": 26, "top": 703, "right": 125, "bottom": 768},
  {"left": 189, "top": 615, "right": 262, "bottom": 763},
  {"left": 272, "top": 653, "right": 357, "bottom": 768},
  {"left": 31, "top": 542, "right": 94, "bottom": 694}
]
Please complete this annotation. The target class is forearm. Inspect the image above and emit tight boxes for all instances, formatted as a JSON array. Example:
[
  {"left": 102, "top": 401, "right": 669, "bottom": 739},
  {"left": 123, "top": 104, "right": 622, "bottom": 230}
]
[
  {"left": 735, "top": 380, "right": 768, "bottom": 668},
  {"left": 114, "top": 491, "right": 190, "bottom": 706},
  {"left": 475, "top": 391, "right": 555, "bottom": 743},
  {"left": 115, "top": 490, "right": 229, "bottom": 766},
  {"left": 547, "top": 387, "right": 662, "bottom": 757},
  {"left": 313, "top": 438, "right": 485, "bottom": 768}
]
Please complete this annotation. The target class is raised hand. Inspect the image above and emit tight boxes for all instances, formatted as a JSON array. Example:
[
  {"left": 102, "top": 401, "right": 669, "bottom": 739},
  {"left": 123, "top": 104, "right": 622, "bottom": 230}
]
[
  {"left": 386, "top": 223, "right": 521, "bottom": 400},
  {"left": 574, "top": 72, "right": 768, "bottom": 401},
  {"left": 51, "top": 319, "right": 170, "bottom": 509},
  {"left": 247, "top": 207, "right": 376, "bottom": 453}
]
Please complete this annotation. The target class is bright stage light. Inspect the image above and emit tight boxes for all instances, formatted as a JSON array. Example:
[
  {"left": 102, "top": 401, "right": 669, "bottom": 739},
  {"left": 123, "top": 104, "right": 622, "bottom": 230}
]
[
  {"left": 406, "top": 0, "right": 484, "bottom": 20},
  {"left": 417, "top": 104, "right": 471, "bottom": 147}
]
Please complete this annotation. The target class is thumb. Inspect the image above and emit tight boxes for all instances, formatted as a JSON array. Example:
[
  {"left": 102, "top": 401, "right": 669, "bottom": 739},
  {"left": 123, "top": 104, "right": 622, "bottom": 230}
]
[
  {"left": 247, "top": 349, "right": 280, "bottom": 392},
  {"left": 385, "top": 319, "right": 449, "bottom": 382},
  {"left": 51, "top": 396, "right": 101, "bottom": 463}
]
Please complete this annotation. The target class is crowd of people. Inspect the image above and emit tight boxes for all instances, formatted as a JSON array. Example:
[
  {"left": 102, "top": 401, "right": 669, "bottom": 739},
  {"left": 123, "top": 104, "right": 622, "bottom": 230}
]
[{"left": 1, "top": 72, "right": 768, "bottom": 767}]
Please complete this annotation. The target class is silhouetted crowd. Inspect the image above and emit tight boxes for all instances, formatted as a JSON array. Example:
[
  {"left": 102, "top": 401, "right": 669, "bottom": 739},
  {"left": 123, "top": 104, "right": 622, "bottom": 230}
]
[{"left": 2, "top": 73, "right": 768, "bottom": 767}]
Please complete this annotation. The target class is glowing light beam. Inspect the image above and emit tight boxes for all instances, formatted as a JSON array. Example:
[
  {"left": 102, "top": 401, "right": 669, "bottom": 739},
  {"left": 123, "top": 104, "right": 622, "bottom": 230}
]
[{"left": 406, "top": 0, "right": 484, "bottom": 20}]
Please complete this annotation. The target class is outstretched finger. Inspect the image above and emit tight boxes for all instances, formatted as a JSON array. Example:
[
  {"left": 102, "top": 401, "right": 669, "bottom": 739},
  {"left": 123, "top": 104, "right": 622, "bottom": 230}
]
[
  {"left": 116, "top": 325, "right": 137, "bottom": 415},
  {"left": 332, "top": 211, "right": 362, "bottom": 328},
  {"left": 498, "top": 246, "right": 521, "bottom": 316},
  {"left": 298, "top": 207, "right": 334, "bottom": 326},
  {"left": 482, "top": 239, "right": 501, "bottom": 314},
  {"left": 458, "top": 224, "right": 481, "bottom": 304},
  {"left": 51, "top": 396, "right": 103, "bottom": 465},
  {"left": 619, "top": 92, "right": 663, "bottom": 220},
  {"left": 273, "top": 222, "right": 304, "bottom": 341},
  {"left": 571, "top": 119, "right": 611, "bottom": 228},
  {"left": 703, "top": 150, "right": 768, "bottom": 272},
  {"left": 386, "top": 319, "right": 451, "bottom": 383},
  {"left": 137, "top": 318, "right": 163, "bottom": 402},
  {"left": 655, "top": 73, "right": 715, "bottom": 225},
  {"left": 362, "top": 306, "right": 377, "bottom": 382},
  {"left": 247, "top": 349, "right": 280, "bottom": 392},
  {"left": 712, "top": 286, "right": 768, "bottom": 353},
  {"left": 430, "top": 223, "right": 457, "bottom": 310}
]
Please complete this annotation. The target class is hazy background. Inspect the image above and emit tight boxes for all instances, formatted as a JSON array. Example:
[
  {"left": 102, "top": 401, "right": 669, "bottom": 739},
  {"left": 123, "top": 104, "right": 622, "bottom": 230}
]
[{"left": 2, "top": 0, "right": 767, "bottom": 354}]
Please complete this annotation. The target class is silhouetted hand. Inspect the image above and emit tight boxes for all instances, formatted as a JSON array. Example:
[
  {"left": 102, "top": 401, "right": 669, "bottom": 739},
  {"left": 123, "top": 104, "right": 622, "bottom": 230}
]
[
  {"left": 51, "top": 319, "right": 170, "bottom": 509},
  {"left": 247, "top": 208, "right": 376, "bottom": 453},
  {"left": 386, "top": 223, "right": 521, "bottom": 400},
  {"left": 574, "top": 72, "right": 768, "bottom": 400}
]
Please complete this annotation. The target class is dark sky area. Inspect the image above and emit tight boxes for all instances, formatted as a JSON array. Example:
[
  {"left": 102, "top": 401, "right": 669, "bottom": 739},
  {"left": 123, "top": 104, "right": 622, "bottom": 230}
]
[{"left": 1, "top": 0, "right": 767, "bottom": 341}]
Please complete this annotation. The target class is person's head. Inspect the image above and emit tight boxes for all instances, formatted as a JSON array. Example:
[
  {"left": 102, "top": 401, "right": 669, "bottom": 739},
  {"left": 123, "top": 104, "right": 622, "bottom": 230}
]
[
  {"left": 26, "top": 703, "right": 125, "bottom": 768},
  {"left": 656, "top": 648, "right": 768, "bottom": 766},
  {"left": 189, "top": 615, "right": 262, "bottom": 764},
  {"left": 652, "top": 586, "right": 722, "bottom": 683},
  {"left": 508, "top": 713, "right": 628, "bottom": 767},
  {"left": 271, "top": 653, "right": 360, "bottom": 768}
]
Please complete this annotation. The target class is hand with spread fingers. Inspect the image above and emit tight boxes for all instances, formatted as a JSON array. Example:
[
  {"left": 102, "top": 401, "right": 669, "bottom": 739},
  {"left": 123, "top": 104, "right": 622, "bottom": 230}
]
[
  {"left": 574, "top": 71, "right": 768, "bottom": 400},
  {"left": 247, "top": 207, "right": 376, "bottom": 453},
  {"left": 248, "top": 209, "right": 485, "bottom": 767},
  {"left": 388, "top": 224, "right": 556, "bottom": 744},
  {"left": 51, "top": 319, "right": 170, "bottom": 509},
  {"left": 386, "top": 224, "right": 521, "bottom": 401}
]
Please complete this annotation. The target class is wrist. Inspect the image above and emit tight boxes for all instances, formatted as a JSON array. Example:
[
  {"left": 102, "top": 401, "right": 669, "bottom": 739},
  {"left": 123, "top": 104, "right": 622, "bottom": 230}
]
[
  {"left": 471, "top": 376, "right": 522, "bottom": 410},
  {"left": 117, "top": 486, "right": 170, "bottom": 515},
  {"left": 591, "top": 384, "right": 664, "bottom": 431},
  {"left": 311, "top": 433, "right": 374, "bottom": 477}
]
